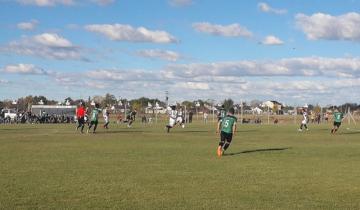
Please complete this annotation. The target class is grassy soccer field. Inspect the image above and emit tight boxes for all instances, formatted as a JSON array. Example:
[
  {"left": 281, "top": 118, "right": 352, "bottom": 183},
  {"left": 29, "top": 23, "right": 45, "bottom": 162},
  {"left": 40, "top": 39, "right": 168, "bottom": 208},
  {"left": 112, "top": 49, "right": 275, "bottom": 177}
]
[{"left": 1, "top": 121, "right": 360, "bottom": 209}]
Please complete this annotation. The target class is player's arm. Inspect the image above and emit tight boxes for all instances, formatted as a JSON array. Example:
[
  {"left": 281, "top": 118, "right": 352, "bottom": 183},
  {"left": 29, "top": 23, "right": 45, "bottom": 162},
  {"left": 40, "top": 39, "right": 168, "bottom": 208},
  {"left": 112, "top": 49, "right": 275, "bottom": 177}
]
[
  {"left": 232, "top": 122, "right": 237, "bottom": 136},
  {"left": 216, "top": 120, "right": 221, "bottom": 134}
]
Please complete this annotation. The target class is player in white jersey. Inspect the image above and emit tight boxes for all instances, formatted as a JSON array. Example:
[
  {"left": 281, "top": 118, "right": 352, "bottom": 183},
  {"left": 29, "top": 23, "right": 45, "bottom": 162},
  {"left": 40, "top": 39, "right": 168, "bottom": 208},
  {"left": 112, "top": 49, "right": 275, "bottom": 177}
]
[
  {"left": 166, "top": 105, "right": 178, "bottom": 133},
  {"left": 103, "top": 107, "right": 110, "bottom": 129},
  {"left": 298, "top": 107, "right": 309, "bottom": 131},
  {"left": 176, "top": 108, "right": 185, "bottom": 128}
]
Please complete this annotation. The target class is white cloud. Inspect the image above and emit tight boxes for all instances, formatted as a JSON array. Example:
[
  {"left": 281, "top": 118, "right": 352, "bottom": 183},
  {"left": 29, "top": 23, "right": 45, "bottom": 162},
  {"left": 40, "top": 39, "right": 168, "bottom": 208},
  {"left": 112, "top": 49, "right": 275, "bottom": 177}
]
[
  {"left": 165, "top": 57, "right": 360, "bottom": 78},
  {"left": 4, "top": 57, "right": 359, "bottom": 104},
  {"left": 169, "top": 0, "right": 193, "bottom": 7},
  {"left": 2, "top": 64, "right": 47, "bottom": 75},
  {"left": 175, "top": 82, "right": 209, "bottom": 90},
  {"left": 0, "top": 79, "right": 9, "bottom": 84},
  {"left": 17, "top": 0, "right": 75, "bottom": 6},
  {"left": 136, "top": 49, "right": 181, "bottom": 62},
  {"left": 192, "top": 22, "right": 252, "bottom": 38},
  {"left": 3, "top": 33, "right": 86, "bottom": 60},
  {"left": 91, "top": 0, "right": 114, "bottom": 6},
  {"left": 85, "top": 24, "right": 178, "bottom": 43},
  {"left": 258, "top": 2, "right": 287, "bottom": 15},
  {"left": 17, "top": 19, "right": 38, "bottom": 30},
  {"left": 261, "top": 35, "right": 284, "bottom": 45},
  {"left": 296, "top": 12, "right": 360, "bottom": 41}
]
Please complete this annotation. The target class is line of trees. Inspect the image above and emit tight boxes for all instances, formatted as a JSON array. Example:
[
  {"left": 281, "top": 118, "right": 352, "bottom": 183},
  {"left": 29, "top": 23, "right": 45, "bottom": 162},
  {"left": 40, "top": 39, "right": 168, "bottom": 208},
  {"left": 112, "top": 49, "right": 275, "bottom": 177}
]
[{"left": 1, "top": 94, "right": 359, "bottom": 113}]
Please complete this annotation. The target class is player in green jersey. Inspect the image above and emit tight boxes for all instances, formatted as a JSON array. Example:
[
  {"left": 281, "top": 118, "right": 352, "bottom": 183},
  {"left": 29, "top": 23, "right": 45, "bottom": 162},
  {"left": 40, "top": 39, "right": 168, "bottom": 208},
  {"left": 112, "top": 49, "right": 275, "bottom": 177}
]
[
  {"left": 217, "top": 105, "right": 227, "bottom": 122},
  {"left": 87, "top": 103, "right": 101, "bottom": 134},
  {"left": 216, "top": 107, "right": 237, "bottom": 157},
  {"left": 331, "top": 109, "right": 344, "bottom": 134}
]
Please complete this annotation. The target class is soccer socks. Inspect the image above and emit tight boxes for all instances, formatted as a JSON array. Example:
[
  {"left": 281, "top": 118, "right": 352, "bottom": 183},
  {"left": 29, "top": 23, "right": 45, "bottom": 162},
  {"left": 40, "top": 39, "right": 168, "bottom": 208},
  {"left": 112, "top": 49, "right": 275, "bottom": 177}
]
[{"left": 223, "top": 142, "right": 230, "bottom": 151}]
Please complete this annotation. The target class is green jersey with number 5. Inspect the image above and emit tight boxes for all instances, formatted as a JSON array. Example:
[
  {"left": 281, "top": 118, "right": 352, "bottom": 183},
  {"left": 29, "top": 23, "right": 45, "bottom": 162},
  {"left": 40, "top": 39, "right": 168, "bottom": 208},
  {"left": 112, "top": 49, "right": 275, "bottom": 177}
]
[{"left": 220, "top": 115, "right": 237, "bottom": 134}]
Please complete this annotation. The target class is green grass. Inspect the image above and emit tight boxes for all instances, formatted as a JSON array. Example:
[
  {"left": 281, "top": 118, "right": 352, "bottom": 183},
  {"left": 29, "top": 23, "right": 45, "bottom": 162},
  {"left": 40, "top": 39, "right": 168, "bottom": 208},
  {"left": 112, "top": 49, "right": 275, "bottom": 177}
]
[{"left": 1, "top": 121, "right": 360, "bottom": 209}]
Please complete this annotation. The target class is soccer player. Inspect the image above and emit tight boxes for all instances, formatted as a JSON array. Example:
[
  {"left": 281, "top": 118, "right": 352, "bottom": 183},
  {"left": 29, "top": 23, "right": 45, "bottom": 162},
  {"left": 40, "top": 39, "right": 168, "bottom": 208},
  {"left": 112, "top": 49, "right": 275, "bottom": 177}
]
[
  {"left": 76, "top": 102, "right": 86, "bottom": 133},
  {"left": 176, "top": 107, "right": 185, "bottom": 128},
  {"left": 103, "top": 107, "right": 110, "bottom": 129},
  {"left": 127, "top": 109, "right": 137, "bottom": 128},
  {"left": 216, "top": 107, "right": 237, "bottom": 157},
  {"left": 331, "top": 109, "right": 344, "bottom": 134},
  {"left": 87, "top": 103, "right": 101, "bottom": 134},
  {"left": 298, "top": 107, "right": 309, "bottom": 131},
  {"left": 217, "top": 105, "right": 226, "bottom": 121},
  {"left": 166, "top": 105, "right": 177, "bottom": 133}
]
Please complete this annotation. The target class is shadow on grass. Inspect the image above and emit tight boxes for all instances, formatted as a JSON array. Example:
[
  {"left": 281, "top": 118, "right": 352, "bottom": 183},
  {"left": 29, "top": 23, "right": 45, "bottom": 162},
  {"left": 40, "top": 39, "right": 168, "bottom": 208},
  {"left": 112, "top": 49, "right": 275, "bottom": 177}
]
[
  {"left": 340, "top": 131, "right": 360, "bottom": 135},
  {"left": 223, "top": 147, "right": 291, "bottom": 156},
  {"left": 101, "top": 130, "right": 146, "bottom": 134}
]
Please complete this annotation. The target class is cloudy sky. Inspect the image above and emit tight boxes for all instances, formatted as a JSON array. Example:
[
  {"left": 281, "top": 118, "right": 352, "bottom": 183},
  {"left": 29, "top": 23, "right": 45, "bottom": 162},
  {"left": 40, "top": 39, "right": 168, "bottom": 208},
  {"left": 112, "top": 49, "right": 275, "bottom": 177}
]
[{"left": 0, "top": 0, "right": 360, "bottom": 105}]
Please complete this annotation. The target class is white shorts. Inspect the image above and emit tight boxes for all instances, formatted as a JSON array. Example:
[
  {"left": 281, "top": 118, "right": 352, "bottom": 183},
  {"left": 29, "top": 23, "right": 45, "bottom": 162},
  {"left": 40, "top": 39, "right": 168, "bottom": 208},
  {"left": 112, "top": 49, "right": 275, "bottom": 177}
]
[
  {"left": 176, "top": 117, "right": 183, "bottom": 124},
  {"left": 169, "top": 118, "right": 176, "bottom": 127},
  {"left": 302, "top": 120, "right": 307, "bottom": 124},
  {"left": 104, "top": 116, "right": 109, "bottom": 123}
]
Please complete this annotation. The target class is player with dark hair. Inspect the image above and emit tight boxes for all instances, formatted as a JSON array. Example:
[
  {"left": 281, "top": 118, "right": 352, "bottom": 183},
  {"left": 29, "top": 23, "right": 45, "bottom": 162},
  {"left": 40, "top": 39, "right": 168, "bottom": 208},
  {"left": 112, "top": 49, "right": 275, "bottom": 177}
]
[
  {"left": 331, "top": 109, "right": 344, "bottom": 134},
  {"left": 103, "top": 107, "right": 110, "bottom": 129},
  {"left": 127, "top": 109, "right": 137, "bottom": 128},
  {"left": 217, "top": 104, "right": 226, "bottom": 121},
  {"left": 298, "top": 107, "right": 309, "bottom": 132},
  {"left": 76, "top": 102, "right": 86, "bottom": 133},
  {"left": 166, "top": 105, "right": 177, "bottom": 133},
  {"left": 216, "top": 107, "right": 237, "bottom": 157},
  {"left": 87, "top": 103, "right": 101, "bottom": 134}
]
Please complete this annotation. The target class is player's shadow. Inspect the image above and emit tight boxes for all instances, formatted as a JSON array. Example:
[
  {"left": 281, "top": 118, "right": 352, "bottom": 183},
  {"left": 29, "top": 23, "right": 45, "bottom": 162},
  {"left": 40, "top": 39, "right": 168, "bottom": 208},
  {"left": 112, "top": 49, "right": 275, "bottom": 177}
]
[{"left": 223, "top": 147, "right": 291, "bottom": 156}]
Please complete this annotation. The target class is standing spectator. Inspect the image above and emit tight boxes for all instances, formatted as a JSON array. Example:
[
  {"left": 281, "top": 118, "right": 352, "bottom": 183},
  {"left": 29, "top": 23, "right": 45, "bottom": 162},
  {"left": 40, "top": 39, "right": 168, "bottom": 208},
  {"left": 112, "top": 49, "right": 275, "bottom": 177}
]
[
  {"left": 188, "top": 111, "right": 193, "bottom": 123},
  {"left": 203, "top": 111, "right": 208, "bottom": 124}
]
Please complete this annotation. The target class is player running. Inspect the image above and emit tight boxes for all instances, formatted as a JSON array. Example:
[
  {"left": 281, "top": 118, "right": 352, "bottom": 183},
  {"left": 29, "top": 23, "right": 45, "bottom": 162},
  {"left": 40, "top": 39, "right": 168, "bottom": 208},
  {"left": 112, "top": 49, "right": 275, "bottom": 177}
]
[
  {"left": 216, "top": 107, "right": 237, "bottom": 157},
  {"left": 331, "top": 109, "right": 344, "bottom": 134},
  {"left": 127, "top": 109, "right": 137, "bottom": 128},
  {"left": 166, "top": 105, "right": 177, "bottom": 133},
  {"left": 176, "top": 107, "right": 185, "bottom": 128},
  {"left": 87, "top": 103, "right": 101, "bottom": 134},
  {"left": 298, "top": 107, "right": 309, "bottom": 132},
  {"left": 217, "top": 105, "right": 226, "bottom": 121},
  {"left": 76, "top": 102, "right": 86, "bottom": 133},
  {"left": 103, "top": 107, "right": 110, "bottom": 129}
]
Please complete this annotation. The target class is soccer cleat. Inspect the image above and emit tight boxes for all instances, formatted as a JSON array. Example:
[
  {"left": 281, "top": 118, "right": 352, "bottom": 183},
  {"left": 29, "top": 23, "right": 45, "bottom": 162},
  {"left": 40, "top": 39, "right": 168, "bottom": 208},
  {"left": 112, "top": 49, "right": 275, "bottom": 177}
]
[{"left": 217, "top": 146, "right": 222, "bottom": 157}]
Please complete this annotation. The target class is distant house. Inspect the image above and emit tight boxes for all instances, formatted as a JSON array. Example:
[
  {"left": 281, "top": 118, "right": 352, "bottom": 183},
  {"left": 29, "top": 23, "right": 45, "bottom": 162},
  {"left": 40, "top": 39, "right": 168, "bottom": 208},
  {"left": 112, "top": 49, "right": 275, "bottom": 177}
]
[
  {"left": 261, "top": 101, "right": 283, "bottom": 110},
  {"left": 251, "top": 107, "right": 263, "bottom": 115}
]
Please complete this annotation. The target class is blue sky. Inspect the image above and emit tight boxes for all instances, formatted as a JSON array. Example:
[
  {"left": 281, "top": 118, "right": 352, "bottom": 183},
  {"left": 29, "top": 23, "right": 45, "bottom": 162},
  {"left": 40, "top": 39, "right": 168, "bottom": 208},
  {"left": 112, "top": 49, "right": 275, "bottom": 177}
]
[{"left": 0, "top": 0, "right": 359, "bottom": 105}]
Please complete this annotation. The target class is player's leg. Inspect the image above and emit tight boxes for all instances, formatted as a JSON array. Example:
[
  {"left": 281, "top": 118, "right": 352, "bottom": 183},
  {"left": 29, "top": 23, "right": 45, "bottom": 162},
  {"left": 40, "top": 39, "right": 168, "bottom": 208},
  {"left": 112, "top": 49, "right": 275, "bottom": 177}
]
[
  {"left": 166, "top": 118, "right": 175, "bottom": 133},
  {"left": 333, "top": 122, "right": 341, "bottom": 133},
  {"left": 223, "top": 134, "right": 232, "bottom": 152},
  {"left": 93, "top": 121, "right": 98, "bottom": 133},
  {"left": 217, "top": 132, "right": 226, "bottom": 157},
  {"left": 87, "top": 121, "right": 94, "bottom": 133}
]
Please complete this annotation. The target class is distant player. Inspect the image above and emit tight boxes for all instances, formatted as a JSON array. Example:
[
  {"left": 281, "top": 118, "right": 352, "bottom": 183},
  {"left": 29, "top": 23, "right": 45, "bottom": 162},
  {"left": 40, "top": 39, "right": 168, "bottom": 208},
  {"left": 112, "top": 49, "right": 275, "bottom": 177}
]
[
  {"left": 103, "top": 107, "right": 110, "bottom": 129},
  {"left": 298, "top": 107, "right": 309, "bottom": 132},
  {"left": 217, "top": 105, "right": 226, "bottom": 121},
  {"left": 166, "top": 105, "right": 177, "bottom": 133},
  {"left": 216, "top": 107, "right": 237, "bottom": 157},
  {"left": 331, "top": 109, "right": 344, "bottom": 134},
  {"left": 176, "top": 107, "right": 185, "bottom": 128},
  {"left": 87, "top": 103, "right": 101, "bottom": 134},
  {"left": 76, "top": 102, "right": 86, "bottom": 133},
  {"left": 127, "top": 109, "right": 137, "bottom": 128}
]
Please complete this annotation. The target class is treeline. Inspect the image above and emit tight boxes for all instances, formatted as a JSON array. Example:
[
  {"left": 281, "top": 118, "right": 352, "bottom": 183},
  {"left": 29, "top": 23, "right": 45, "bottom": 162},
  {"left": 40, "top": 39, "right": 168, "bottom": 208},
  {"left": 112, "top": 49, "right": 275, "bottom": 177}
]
[{"left": 0, "top": 93, "right": 359, "bottom": 112}]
